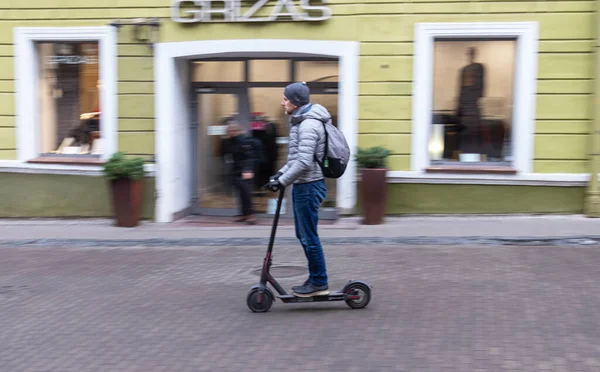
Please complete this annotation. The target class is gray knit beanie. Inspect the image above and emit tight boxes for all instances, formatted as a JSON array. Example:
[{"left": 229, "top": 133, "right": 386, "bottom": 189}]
[{"left": 284, "top": 82, "right": 310, "bottom": 107}]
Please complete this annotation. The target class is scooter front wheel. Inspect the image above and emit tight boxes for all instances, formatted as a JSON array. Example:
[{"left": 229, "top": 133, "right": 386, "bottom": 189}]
[
  {"left": 247, "top": 288, "right": 273, "bottom": 313},
  {"left": 344, "top": 282, "right": 371, "bottom": 309}
]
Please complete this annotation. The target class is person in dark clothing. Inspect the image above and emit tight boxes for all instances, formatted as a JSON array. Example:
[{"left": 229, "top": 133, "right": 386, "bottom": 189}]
[
  {"left": 224, "top": 120, "right": 258, "bottom": 225},
  {"left": 249, "top": 115, "right": 278, "bottom": 190}
]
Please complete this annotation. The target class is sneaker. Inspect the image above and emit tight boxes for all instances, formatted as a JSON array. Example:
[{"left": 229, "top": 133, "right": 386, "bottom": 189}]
[
  {"left": 293, "top": 283, "right": 329, "bottom": 297},
  {"left": 291, "top": 278, "right": 311, "bottom": 293}
]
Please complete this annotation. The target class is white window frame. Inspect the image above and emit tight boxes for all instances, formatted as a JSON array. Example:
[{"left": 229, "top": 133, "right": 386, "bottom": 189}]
[
  {"left": 13, "top": 26, "right": 118, "bottom": 162},
  {"left": 411, "top": 22, "right": 539, "bottom": 174}
]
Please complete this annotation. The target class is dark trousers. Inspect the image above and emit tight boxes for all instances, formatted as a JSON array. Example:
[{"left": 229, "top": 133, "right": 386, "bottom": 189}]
[
  {"left": 233, "top": 177, "right": 254, "bottom": 216},
  {"left": 292, "top": 179, "right": 328, "bottom": 286}
]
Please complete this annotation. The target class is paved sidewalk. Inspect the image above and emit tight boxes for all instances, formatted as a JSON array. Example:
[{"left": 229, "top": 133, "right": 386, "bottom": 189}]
[
  {"left": 1, "top": 214, "right": 600, "bottom": 246},
  {"left": 2, "top": 243, "right": 600, "bottom": 371}
]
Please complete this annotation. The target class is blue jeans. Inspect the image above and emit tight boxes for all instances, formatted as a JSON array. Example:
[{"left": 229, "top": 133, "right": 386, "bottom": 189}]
[{"left": 292, "top": 179, "right": 328, "bottom": 286}]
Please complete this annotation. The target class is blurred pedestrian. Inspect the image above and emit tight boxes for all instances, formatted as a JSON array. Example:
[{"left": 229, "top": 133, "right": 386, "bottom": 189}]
[{"left": 224, "top": 119, "right": 258, "bottom": 225}]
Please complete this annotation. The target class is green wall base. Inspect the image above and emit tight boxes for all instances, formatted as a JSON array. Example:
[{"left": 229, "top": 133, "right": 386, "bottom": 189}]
[
  {"left": 584, "top": 191, "right": 600, "bottom": 217},
  {"left": 356, "top": 183, "right": 586, "bottom": 215},
  {"left": 0, "top": 173, "right": 155, "bottom": 219},
  {"left": 0, "top": 175, "right": 585, "bottom": 219}
]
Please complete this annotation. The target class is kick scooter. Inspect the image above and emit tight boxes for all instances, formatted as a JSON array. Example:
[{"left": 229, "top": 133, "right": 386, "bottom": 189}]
[{"left": 246, "top": 186, "right": 372, "bottom": 313}]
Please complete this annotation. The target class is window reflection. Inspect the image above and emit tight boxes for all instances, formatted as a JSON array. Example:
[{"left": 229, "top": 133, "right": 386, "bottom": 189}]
[
  {"left": 295, "top": 60, "right": 338, "bottom": 83},
  {"left": 192, "top": 61, "right": 245, "bottom": 82},
  {"left": 249, "top": 60, "right": 289, "bottom": 82}
]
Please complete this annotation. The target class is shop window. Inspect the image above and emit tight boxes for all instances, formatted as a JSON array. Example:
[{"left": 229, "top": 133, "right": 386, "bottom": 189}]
[
  {"left": 295, "top": 60, "right": 338, "bottom": 82},
  {"left": 412, "top": 23, "right": 539, "bottom": 174},
  {"left": 192, "top": 61, "right": 245, "bottom": 82},
  {"left": 14, "top": 26, "right": 117, "bottom": 163},
  {"left": 430, "top": 38, "right": 516, "bottom": 166},
  {"left": 37, "top": 42, "right": 102, "bottom": 156}
]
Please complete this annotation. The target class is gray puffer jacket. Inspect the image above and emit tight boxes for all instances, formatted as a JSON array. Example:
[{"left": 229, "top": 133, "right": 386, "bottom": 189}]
[{"left": 277, "top": 103, "right": 329, "bottom": 187}]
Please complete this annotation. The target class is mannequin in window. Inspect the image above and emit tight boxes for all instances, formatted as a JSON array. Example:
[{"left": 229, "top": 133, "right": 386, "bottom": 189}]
[{"left": 456, "top": 46, "right": 485, "bottom": 156}]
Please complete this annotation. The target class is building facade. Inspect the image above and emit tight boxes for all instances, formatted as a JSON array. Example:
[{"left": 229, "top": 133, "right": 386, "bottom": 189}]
[{"left": 0, "top": 0, "right": 598, "bottom": 222}]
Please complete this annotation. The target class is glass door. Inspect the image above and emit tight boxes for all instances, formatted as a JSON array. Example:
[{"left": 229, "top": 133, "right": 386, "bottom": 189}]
[
  {"left": 191, "top": 87, "right": 250, "bottom": 216},
  {"left": 188, "top": 57, "right": 340, "bottom": 219}
]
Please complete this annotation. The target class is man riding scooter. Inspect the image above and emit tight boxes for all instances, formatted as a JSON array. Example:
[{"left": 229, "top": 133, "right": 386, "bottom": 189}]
[{"left": 264, "top": 82, "right": 331, "bottom": 297}]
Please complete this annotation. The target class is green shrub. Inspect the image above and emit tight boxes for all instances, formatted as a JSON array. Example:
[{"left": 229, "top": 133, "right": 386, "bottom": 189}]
[
  {"left": 355, "top": 146, "right": 391, "bottom": 169},
  {"left": 103, "top": 152, "right": 145, "bottom": 181}
]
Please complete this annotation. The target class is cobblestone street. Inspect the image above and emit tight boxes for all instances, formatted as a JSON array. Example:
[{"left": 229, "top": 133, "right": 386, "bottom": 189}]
[{"left": 1, "top": 243, "right": 600, "bottom": 371}]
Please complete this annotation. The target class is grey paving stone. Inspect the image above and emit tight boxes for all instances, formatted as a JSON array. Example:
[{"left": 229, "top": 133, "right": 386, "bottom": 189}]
[{"left": 0, "top": 244, "right": 599, "bottom": 371}]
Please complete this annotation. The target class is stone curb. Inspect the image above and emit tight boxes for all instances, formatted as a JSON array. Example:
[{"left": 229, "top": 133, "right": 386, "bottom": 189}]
[{"left": 1, "top": 236, "right": 600, "bottom": 248}]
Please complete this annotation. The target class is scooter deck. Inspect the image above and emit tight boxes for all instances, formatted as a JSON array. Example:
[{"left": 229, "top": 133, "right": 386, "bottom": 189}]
[{"left": 276, "top": 291, "right": 359, "bottom": 303}]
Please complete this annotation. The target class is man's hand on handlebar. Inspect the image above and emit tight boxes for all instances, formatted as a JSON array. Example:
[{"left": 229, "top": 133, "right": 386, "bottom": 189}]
[{"left": 263, "top": 177, "right": 282, "bottom": 192}]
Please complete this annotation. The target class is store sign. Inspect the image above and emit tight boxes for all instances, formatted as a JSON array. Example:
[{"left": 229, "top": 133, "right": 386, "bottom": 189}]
[
  {"left": 171, "top": 0, "right": 332, "bottom": 23},
  {"left": 46, "top": 55, "right": 98, "bottom": 65},
  {"left": 207, "top": 125, "right": 227, "bottom": 136}
]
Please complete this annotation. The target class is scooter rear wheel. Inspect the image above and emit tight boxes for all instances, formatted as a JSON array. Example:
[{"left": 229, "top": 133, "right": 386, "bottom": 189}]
[
  {"left": 247, "top": 288, "right": 273, "bottom": 313},
  {"left": 344, "top": 282, "right": 371, "bottom": 309}
]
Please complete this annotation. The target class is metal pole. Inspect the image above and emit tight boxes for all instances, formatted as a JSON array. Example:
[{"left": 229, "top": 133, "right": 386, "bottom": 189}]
[{"left": 584, "top": 0, "right": 600, "bottom": 217}]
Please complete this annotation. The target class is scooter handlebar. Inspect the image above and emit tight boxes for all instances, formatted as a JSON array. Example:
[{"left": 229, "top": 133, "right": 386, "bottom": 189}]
[{"left": 262, "top": 180, "right": 286, "bottom": 193}]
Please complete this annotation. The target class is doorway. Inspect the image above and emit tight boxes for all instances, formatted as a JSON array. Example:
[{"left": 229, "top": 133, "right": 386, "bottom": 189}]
[
  {"left": 189, "top": 57, "right": 339, "bottom": 219},
  {"left": 191, "top": 87, "right": 249, "bottom": 216}
]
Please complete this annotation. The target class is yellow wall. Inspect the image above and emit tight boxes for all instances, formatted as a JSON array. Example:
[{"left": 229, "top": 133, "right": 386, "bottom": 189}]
[{"left": 0, "top": 0, "right": 595, "bottom": 174}]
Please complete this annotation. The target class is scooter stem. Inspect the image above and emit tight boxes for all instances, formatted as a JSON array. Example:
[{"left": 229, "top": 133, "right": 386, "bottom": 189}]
[{"left": 266, "top": 187, "right": 286, "bottom": 255}]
